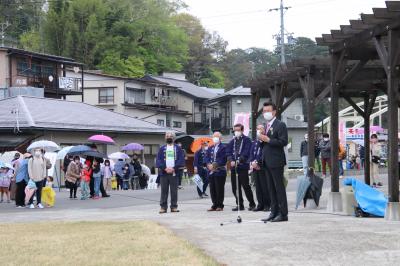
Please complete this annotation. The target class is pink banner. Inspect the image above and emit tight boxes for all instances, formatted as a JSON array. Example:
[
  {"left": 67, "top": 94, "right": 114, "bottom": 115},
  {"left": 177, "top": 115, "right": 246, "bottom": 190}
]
[{"left": 234, "top": 113, "right": 250, "bottom": 136}]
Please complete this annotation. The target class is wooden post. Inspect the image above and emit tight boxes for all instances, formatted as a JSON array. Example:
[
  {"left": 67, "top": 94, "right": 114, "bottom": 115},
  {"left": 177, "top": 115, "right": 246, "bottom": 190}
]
[
  {"left": 363, "top": 94, "right": 371, "bottom": 185},
  {"left": 387, "top": 30, "right": 400, "bottom": 203},
  {"left": 330, "top": 53, "right": 342, "bottom": 193},
  {"left": 251, "top": 90, "right": 261, "bottom": 139}
]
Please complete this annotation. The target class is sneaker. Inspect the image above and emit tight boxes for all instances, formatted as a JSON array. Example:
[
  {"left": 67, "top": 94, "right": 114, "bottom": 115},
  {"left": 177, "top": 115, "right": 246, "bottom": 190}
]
[
  {"left": 29, "top": 204, "right": 35, "bottom": 209},
  {"left": 159, "top": 208, "right": 167, "bottom": 214},
  {"left": 37, "top": 203, "right": 44, "bottom": 209},
  {"left": 202, "top": 193, "right": 209, "bottom": 197},
  {"left": 178, "top": 186, "right": 183, "bottom": 189},
  {"left": 170, "top": 208, "right": 180, "bottom": 213},
  {"left": 377, "top": 182, "right": 383, "bottom": 187},
  {"left": 16, "top": 205, "right": 24, "bottom": 208},
  {"left": 339, "top": 175, "right": 344, "bottom": 179}
]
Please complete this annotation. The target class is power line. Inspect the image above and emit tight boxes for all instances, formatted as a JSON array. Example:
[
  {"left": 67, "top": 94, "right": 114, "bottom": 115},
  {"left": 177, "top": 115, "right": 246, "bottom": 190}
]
[{"left": 269, "top": 0, "right": 291, "bottom": 65}]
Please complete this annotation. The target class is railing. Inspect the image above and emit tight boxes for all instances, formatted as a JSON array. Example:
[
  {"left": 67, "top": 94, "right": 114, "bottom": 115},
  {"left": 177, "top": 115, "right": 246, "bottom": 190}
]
[{"left": 22, "top": 76, "right": 82, "bottom": 93}]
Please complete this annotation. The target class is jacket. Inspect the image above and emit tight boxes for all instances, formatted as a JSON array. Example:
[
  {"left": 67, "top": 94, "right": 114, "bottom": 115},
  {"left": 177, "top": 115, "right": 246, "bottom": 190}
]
[
  {"left": 300, "top": 140, "right": 308, "bottom": 157},
  {"left": 65, "top": 161, "right": 81, "bottom": 183},
  {"left": 156, "top": 144, "right": 185, "bottom": 176},
  {"left": 193, "top": 148, "right": 208, "bottom": 177},
  {"left": 249, "top": 140, "right": 263, "bottom": 164},
  {"left": 15, "top": 159, "right": 29, "bottom": 183},
  {"left": 205, "top": 143, "right": 227, "bottom": 177},
  {"left": 81, "top": 168, "right": 92, "bottom": 183},
  {"left": 261, "top": 119, "right": 288, "bottom": 168},
  {"left": 28, "top": 156, "right": 47, "bottom": 182},
  {"left": 226, "top": 135, "right": 252, "bottom": 170},
  {"left": 319, "top": 140, "right": 331, "bottom": 159}
]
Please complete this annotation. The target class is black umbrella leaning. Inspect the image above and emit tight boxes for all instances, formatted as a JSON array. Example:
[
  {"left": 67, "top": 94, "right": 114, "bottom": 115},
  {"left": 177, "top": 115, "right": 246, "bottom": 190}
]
[
  {"left": 67, "top": 145, "right": 108, "bottom": 159},
  {"left": 296, "top": 169, "right": 324, "bottom": 209}
]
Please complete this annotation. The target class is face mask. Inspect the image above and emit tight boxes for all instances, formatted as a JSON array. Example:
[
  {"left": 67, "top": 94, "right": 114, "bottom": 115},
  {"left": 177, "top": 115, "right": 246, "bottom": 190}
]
[
  {"left": 166, "top": 138, "right": 173, "bottom": 144},
  {"left": 305, "top": 138, "right": 308, "bottom": 141},
  {"left": 234, "top": 131, "right": 242, "bottom": 138},
  {"left": 213, "top": 137, "right": 220, "bottom": 144},
  {"left": 34, "top": 151, "right": 41, "bottom": 157},
  {"left": 256, "top": 131, "right": 261, "bottom": 137},
  {"left": 263, "top": 112, "right": 273, "bottom": 121},
  {"left": 204, "top": 146, "right": 209, "bottom": 151},
  {"left": 323, "top": 138, "right": 329, "bottom": 141}
]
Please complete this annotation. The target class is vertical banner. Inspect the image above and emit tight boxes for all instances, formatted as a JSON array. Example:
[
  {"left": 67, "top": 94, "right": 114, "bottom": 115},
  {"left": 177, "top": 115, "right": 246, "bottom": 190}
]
[
  {"left": 339, "top": 121, "right": 346, "bottom": 145},
  {"left": 234, "top": 113, "right": 250, "bottom": 136}
]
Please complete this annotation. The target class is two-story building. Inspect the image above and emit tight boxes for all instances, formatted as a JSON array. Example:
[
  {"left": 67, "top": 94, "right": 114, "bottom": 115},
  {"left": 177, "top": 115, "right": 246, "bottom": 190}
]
[{"left": 0, "top": 47, "right": 83, "bottom": 100}]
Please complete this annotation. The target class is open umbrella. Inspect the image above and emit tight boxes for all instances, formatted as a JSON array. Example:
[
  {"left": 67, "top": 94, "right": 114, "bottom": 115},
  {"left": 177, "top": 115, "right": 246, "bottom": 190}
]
[
  {"left": 141, "top": 164, "right": 151, "bottom": 177},
  {"left": 67, "top": 145, "right": 92, "bottom": 156},
  {"left": 88, "top": 134, "right": 115, "bottom": 145},
  {"left": 190, "top": 137, "right": 213, "bottom": 153},
  {"left": 175, "top": 135, "right": 194, "bottom": 152},
  {"left": 295, "top": 175, "right": 311, "bottom": 209},
  {"left": 82, "top": 150, "right": 108, "bottom": 159},
  {"left": 56, "top": 146, "right": 74, "bottom": 160},
  {"left": 109, "top": 152, "right": 130, "bottom": 160},
  {"left": 121, "top": 143, "right": 144, "bottom": 151},
  {"left": 27, "top": 140, "right": 60, "bottom": 153}
]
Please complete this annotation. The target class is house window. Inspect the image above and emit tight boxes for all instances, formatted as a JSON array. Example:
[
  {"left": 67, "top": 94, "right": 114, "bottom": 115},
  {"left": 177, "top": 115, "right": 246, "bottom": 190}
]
[
  {"left": 157, "top": 119, "right": 165, "bottom": 126},
  {"left": 99, "top": 88, "right": 114, "bottom": 104},
  {"left": 173, "top": 121, "right": 182, "bottom": 128},
  {"left": 17, "top": 60, "right": 29, "bottom": 75},
  {"left": 166, "top": 113, "right": 171, "bottom": 127},
  {"left": 126, "top": 87, "right": 145, "bottom": 104}
]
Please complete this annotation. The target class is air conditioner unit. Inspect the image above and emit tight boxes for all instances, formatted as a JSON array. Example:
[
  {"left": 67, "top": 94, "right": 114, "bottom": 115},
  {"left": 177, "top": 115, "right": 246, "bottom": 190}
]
[{"left": 294, "top": 114, "right": 304, "bottom": 121}]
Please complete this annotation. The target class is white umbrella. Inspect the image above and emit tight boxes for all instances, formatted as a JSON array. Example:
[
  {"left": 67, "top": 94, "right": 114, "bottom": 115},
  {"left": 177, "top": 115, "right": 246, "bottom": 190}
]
[
  {"left": 56, "top": 146, "right": 74, "bottom": 160},
  {"left": 27, "top": 140, "right": 60, "bottom": 153},
  {"left": 141, "top": 164, "right": 151, "bottom": 177},
  {"left": 109, "top": 152, "right": 130, "bottom": 160}
]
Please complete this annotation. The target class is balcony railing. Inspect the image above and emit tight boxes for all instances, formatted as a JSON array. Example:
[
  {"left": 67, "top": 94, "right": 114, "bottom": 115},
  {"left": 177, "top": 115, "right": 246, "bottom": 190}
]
[{"left": 21, "top": 75, "right": 82, "bottom": 93}]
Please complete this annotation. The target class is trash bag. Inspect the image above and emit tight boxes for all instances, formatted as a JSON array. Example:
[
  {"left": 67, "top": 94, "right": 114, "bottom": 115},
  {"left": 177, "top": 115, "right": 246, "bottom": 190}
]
[
  {"left": 41, "top": 186, "right": 56, "bottom": 207},
  {"left": 343, "top": 178, "right": 387, "bottom": 217}
]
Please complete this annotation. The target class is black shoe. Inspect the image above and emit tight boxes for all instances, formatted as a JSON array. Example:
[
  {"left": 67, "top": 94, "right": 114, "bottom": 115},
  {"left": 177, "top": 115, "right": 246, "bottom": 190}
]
[
  {"left": 271, "top": 215, "right": 288, "bottom": 222},
  {"left": 74, "top": 196, "right": 77, "bottom": 199},
  {"left": 202, "top": 193, "right": 209, "bottom": 197},
  {"left": 263, "top": 207, "right": 271, "bottom": 212},
  {"left": 261, "top": 213, "right": 278, "bottom": 222},
  {"left": 248, "top": 205, "right": 256, "bottom": 211},
  {"left": 253, "top": 206, "right": 264, "bottom": 212},
  {"left": 232, "top": 206, "right": 245, "bottom": 211},
  {"left": 198, "top": 194, "right": 203, "bottom": 199},
  {"left": 102, "top": 195, "right": 110, "bottom": 198},
  {"left": 377, "top": 182, "right": 383, "bottom": 187}
]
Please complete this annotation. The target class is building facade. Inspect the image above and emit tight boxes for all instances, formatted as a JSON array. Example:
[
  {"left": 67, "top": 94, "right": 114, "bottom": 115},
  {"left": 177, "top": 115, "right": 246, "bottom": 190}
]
[{"left": 0, "top": 47, "right": 83, "bottom": 100}]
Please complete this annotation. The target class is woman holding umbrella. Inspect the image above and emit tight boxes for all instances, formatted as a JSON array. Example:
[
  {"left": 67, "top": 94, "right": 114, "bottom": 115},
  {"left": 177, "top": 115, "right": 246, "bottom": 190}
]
[
  {"left": 27, "top": 149, "right": 47, "bottom": 209},
  {"left": 65, "top": 156, "right": 81, "bottom": 199}
]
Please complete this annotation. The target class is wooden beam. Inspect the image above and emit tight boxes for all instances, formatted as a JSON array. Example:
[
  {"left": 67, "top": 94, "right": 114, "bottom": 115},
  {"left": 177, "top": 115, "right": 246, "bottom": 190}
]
[
  {"left": 280, "top": 90, "right": 302, "bottom": 114},
  {"left": 364, "top": 94, "right": 371, "bottom": 185},
  {"left": 373, "top": 36, "right": 389, "bottom": 73},
  {"left": 343, "top": 96, "right": 365, "bottom": 117},
  {"left": 367, "top": 93, "right": 377, "bottom": 116},
  {"left": 314, "top": 85, "right": 331, "bottom": 106},
  {"left": 340, "top": 59, "right": 368, "bottom": 85}
]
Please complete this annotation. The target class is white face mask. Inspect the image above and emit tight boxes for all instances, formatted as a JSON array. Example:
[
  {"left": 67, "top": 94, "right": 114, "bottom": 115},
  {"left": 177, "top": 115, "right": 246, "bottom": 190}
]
[
  {"left": 305, "top": 138, "right": 308, "bottom": 141},
  {"left": 204, "top": 146, "right": 209, "bottom": 151},
  {"left": 323, "top": 138, "right": 329, "bottom": 141},
  {"left": 263, "top": 112, "right": 273, "bottom": 121},
  {"left": 256, "top": 131, "right": 261, "bottom": 137},
  {"left": 234, "top": 131, "right": 242, "bottom": 138},
  {"left": 213, "top": 137, "right": 220, "bottom": 144},
  {"left": 34, "top": 151, "right": 41, "bottom": 157}
]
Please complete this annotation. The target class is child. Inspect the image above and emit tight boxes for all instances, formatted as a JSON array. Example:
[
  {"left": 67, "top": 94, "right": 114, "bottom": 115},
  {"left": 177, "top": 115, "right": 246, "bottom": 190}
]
[
  {"left": 92, "top": 159, "right": 101, "bottom": 199},
  {"left": 80, "top": 161, "right": 91, "bottom": 200},
  {"left": 122, "top": 163, "right": 130, "bottom": 190},
  {"left": 0, "top": 166, "right": 12, "bottom": 203},
  {"left": 101, "top": 160, "right": 113, "bottom": 192},
  {"left": 41, "top": 176, "right": 56, "bottom": 207},
  {"left": 25, "top": 179, "right": 37, "bottom": 206},
  {"left": 111, "top": 171, "right": 118, "bottom": 190}
]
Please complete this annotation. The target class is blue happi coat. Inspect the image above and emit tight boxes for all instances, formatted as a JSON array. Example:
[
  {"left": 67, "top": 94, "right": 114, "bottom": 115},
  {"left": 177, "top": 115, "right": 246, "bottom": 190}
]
[
  {"left": 226, "top": 135, "right": 252, "bottom": 170},
  {"left": 205, "top": 143, "right": 227, "bottom": 177},
  {"left": 156, "top": 144, "right": 185, "bottom": 176},
  {"left": 249, "top": 140, "right": 263, "bottom": 164}
]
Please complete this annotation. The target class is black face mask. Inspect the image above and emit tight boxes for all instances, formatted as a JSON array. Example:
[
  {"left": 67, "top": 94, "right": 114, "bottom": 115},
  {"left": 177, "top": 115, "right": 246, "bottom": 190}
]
[{"left": 166, "top": 138, "right": 173, "bottom": 144}]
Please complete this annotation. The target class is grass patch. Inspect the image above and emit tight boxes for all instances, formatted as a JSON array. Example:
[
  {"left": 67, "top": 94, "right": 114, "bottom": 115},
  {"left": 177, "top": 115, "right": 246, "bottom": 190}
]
[{"left": 0, "top": 221, "right": 219, "bottom": 266}]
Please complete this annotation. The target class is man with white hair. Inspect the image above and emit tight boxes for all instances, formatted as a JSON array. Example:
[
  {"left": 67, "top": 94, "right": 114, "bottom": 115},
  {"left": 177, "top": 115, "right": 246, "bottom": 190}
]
[
  {"left": 205, "top": 131, "right": 227, "bottom": 211},
  {"left": 156, "top": 131, "right": 185, "bottom": 214}
]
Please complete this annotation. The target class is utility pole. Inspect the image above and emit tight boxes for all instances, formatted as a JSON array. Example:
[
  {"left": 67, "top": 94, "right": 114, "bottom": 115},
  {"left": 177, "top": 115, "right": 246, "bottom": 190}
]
[
  {"left": 269, "top": 0, "right": 291, "bottom": 65},
  {"left": 0, "top": 21, "right": 10, "bottom": 47}
]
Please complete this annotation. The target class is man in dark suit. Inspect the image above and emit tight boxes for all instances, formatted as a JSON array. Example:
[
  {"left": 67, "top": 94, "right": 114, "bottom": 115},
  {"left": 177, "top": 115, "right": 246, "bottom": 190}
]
[
  {"left": 206, "top": 131, "right": 227, "bottom": 211},
  {"left": 193, "top": 141, "right": 209, "bottom": 198},
  {"left": 226, "top": 123, "right": 255, "bottom": 211},
  {"left": 259, "top": 102, "right": 289, "bottom": 222}
]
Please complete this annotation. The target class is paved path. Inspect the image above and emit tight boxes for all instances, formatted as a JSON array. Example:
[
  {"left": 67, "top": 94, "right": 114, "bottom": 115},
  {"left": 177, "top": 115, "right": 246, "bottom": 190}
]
[{"left": 1, "top": 175, "right": 399, "bottom": 266}]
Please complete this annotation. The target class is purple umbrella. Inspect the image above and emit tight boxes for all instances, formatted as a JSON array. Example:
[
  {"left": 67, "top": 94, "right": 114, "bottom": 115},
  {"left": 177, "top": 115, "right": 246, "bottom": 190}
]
[
  {"left": 121, "top": 143, "right": 144, "bottom": 151},
  {"left": 88, "top": 134, "right": 115, "bottom": 145}
]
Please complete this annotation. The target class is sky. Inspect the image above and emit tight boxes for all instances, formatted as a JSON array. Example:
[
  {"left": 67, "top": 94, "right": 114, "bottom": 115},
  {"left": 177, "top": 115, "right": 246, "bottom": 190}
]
[{"left": 182, "top": 0, "right": 387, "bottom": 50}]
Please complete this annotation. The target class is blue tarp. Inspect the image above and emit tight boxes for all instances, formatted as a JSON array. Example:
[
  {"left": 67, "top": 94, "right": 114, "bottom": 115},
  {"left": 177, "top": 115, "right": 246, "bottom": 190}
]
[{"left": 343, "top": 178, "right": 387, "bottom": 217}]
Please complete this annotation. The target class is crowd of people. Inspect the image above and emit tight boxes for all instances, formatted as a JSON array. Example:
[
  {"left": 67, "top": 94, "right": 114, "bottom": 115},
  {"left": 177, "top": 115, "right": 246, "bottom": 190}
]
[{"left": 156, "top": 102, "right": 290, "bottom": 222}]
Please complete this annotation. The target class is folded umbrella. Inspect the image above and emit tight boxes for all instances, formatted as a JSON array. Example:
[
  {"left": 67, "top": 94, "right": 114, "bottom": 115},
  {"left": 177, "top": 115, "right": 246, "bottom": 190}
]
[
  {"left": 304, "top": 173, "right": 324, "bottom": 207},
  {"left": 27, "top": 140, "right": 60, "bottom": 153},
  {"left": 295, "top": 175, "right": 311, "bottom": 209},
  {"left": 121, "top": 143, "right": 144, "bottom": 151},
  {"left": 88, "top": 134, "right": 115, "bottom": 145},
  {"left": 141, "top": 164, "right": 151, "bottom": 177},
  {"left": 109, "top": 152, "right": 130, "bottom": 160}
]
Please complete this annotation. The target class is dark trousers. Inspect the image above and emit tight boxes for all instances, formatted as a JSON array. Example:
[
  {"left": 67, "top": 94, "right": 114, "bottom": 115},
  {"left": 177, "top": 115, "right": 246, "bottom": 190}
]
[
  {"left": 29, "top": 180, "right": 43, "bottom": 205},
  {"left": 69, "top": 182, "right": 77, "bottom": 198},
  {"left": 117, "top": 176, "right": 123, "bottom": 190},
  {"left": 253, "top": 169, "right": 270, "bottom": 209},
  {"left": 264, "top": 165, "right": 288, "bottom": 217},
  {"left": 160, "top": 174, "right": 178, "bottom": 209},
  {"left": 196, "top": 169, "right": 209, "bottom": 196},
  {"left": 177, "top": 169, "right": 184, "bottom": 186},
  {"left": 90, "top": 177, "right": 107, "bottom": 197},
  {"left": 321, "top": 158, "right": 331, "bottom": 175},
  {"left": 209, "top": 174, "right": 226, "bottom": 209},
  {"left": 15, "top": 180, "right": 27, "bottom": 206},
  {"left": 231, "top": 168, "right": 255, "bottom": 208}
]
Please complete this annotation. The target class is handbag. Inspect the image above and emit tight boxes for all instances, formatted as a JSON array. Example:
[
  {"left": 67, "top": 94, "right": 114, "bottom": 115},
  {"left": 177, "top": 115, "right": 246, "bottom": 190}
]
[{"left": 372, "top": 155, "right": 380, "bottom": 164}]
